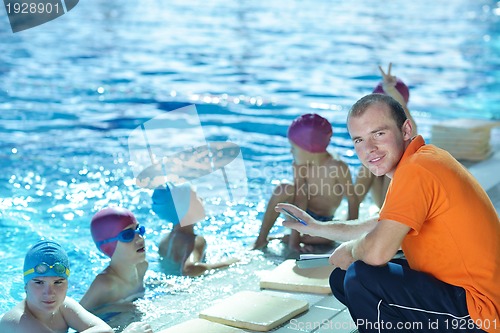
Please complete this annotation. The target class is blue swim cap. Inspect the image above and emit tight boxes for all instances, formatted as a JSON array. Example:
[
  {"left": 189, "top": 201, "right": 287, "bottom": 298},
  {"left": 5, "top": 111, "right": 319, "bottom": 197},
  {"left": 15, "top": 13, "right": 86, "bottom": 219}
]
[
  {"left": 23, "top": 240, "right": 70, "bottom": 285},
  {"left": 152, "top": 182, "right": 191, "bottom": 225}
]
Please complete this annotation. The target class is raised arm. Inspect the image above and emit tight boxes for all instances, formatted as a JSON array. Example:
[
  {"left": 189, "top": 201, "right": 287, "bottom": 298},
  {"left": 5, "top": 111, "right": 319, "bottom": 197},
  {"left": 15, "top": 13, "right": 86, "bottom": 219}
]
[{"left": 379, "top": 63, "right": 417, "bottom": 136}]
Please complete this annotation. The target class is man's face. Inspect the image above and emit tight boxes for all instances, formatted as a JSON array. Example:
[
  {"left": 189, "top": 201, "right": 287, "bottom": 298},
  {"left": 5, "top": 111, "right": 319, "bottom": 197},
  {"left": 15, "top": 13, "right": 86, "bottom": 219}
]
[{"left": 348, "top": 102, "right": 412, "bottom": 178}]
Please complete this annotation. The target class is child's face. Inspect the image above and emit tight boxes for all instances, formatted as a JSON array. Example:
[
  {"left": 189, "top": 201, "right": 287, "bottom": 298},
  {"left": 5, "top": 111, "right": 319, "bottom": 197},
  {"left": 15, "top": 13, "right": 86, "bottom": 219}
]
[
  {"left": 113, "top": 222, "right": 147, "bottom": 263},
  {"left": 25, "top": 276, "right": 68, "bottom": 314}
]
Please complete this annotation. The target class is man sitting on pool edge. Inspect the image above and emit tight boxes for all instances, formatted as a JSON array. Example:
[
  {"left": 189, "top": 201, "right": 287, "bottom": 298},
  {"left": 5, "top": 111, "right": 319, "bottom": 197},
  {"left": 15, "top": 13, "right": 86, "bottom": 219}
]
[{"left": 279, "top": 94, "right": 500, "bottom": 332}]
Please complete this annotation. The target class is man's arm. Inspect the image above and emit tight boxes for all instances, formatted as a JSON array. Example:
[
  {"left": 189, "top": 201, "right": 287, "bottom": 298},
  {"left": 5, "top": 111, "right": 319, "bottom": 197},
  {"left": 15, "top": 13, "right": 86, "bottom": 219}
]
[
  {"left": 277, "top": 203, "right": 378, "bottom": 242},
  {"left": 330, "top": 219, "right": 410, "bottom": 269}
]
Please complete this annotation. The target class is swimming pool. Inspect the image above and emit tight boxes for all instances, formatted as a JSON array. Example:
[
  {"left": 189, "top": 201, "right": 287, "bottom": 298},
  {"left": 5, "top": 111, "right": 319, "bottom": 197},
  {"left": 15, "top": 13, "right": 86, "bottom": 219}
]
[{"left": 0, "top": 0, "right": 499, "bottom": 330}]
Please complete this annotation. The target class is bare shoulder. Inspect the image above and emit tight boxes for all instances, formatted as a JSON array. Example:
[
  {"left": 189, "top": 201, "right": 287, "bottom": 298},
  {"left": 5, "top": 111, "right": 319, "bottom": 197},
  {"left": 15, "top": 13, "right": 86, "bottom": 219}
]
[
  {"left": 91, "top": 269, "right": 117, "bottom": 289},
  {"left": 324, "top": 154, "right": 350, "bottom": 174},
  {"left": 0, "top": 302, "right": 49, "bottom": 333},
  {"left": 80, "top": 269, "right": 117, "bottom": 309},
  {"left": 1, "top": 301, "right": 25, "bottom": 321},
  {"left": 324, "top": 153, "right": 347, "bottom": 167},
  {"left": 0, "top": 306, "right": 21, "bottom": 330}
]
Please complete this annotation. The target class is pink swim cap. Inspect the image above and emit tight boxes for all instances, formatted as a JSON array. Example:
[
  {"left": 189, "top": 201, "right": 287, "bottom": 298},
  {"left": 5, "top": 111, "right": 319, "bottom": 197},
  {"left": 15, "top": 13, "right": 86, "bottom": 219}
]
[
  {"left": 91, "top": 207, "right": 137, "bottom": 257},
  {"left": 287, "top": 114, "right": 332, "bottom": 153},
  {"left": 373, "top": 77, "right": 410, "bottom": 104}
]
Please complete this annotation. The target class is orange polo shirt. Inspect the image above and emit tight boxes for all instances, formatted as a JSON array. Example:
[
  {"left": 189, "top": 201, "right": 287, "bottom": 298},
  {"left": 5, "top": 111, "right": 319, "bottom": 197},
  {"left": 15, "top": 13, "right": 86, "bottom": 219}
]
[{"left": 380, "top": 135, "right": 500, "bottom": 332}]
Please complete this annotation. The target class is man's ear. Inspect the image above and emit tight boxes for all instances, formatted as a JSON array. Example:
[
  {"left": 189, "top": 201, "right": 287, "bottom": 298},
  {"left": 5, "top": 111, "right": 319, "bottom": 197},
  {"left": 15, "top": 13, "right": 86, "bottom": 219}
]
[{"left": 401, "top": 119, "right": 413, "bottom": 140}]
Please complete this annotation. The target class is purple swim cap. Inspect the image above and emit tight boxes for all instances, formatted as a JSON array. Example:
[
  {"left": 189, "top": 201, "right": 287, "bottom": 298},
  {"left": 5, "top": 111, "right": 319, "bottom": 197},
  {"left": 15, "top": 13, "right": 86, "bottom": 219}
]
[
  {"left": 91, "top": 207, "right": 137, "bottom": 257},
  {"left": 373, "top": 77, "right": 410, "bottom": 104},
  {"left": 287, "top": 113, "right": 332, "bottom": 153}
]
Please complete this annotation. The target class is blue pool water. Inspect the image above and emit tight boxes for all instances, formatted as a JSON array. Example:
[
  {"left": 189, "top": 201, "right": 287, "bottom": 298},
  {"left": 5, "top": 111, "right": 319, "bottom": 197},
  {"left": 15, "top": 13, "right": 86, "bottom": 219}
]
[{"left": 0, "top": 0, "right": 499, "bottom": 330}]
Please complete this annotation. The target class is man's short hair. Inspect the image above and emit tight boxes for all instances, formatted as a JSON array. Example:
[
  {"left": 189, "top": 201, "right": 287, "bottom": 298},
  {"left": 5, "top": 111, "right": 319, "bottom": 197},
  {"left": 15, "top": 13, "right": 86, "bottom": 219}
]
[{"left": 348, "top": 93, "right": 408, "bottom": 129}]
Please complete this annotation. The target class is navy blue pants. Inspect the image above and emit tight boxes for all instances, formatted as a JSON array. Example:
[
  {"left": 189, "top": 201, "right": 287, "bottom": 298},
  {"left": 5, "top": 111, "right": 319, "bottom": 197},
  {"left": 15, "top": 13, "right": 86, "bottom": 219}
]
[{"left": 330, "top": 260, "right": 485, "bottom": 332}]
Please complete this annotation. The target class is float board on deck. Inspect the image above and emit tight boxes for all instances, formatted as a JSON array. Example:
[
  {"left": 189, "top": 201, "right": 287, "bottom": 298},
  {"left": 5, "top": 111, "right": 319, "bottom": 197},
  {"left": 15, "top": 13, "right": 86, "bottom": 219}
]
[
  {"left": 260, "top": 259, "right": 333, "bottom": 294},
  {"left": 199, "top": 290, "right": 309, "bottom": 332}
]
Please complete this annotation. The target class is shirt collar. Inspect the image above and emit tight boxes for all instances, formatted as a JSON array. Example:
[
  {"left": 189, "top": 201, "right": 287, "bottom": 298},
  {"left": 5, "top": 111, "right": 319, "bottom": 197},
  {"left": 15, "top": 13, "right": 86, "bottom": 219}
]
[{"left": 398, "top": 135, "right": 425, "bottom": 166}]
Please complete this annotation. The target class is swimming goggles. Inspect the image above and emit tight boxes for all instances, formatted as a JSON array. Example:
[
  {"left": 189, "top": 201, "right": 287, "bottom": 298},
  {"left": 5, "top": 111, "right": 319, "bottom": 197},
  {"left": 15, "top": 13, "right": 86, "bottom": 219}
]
[
  {"left": 96, "top": 224, "right": 146, "bottom": 247},
  {"left": 23, "top": 262, "right": 70, "bottom": 278}
]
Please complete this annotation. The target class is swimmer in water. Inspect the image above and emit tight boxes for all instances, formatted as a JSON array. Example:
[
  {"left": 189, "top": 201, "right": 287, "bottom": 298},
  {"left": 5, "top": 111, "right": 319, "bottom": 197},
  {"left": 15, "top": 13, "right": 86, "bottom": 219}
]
[
  {"left": 152, "top": 182, "right": 239, "bottom": 277},
  {"left": 253, "top": 113, "right": 359, "bottom": 253},
  {"left": 80, "top": 207, "right": 152, "bottom": 333},
  {"left": 0, "top": 240, "right": 114, "bottom": 333}
]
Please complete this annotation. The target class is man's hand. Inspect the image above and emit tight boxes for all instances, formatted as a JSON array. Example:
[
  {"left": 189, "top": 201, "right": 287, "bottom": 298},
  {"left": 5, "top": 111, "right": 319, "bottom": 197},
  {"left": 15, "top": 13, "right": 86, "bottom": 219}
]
[
  {"left": 329, "top": 240, "right": 356, "bottom": 270},
  {"left": 276, "top": 203, "right": 321, "bottom": 237}
]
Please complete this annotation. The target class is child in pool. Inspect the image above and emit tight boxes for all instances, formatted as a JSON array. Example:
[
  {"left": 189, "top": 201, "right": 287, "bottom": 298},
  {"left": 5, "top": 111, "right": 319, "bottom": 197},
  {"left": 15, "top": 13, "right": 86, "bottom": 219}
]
[
  {"left": 80, "top": 207, "right": 152, "bottom": 333},
  {"left": 152, "top": 182, "right": 239, "bottom": 277},
  {"left": 354, "top": 63, "right": 418, "bottom": 209},
  {"left": 252, "top": 113, "right": 359, "bottom": 253},
  {"left": 0, "top": 240, "right": 114, "bottom": 333}
]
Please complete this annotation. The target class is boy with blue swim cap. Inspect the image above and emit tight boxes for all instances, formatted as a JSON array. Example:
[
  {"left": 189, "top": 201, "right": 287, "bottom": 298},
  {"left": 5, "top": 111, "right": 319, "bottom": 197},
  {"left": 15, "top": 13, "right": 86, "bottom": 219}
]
[
  {"left": 152, "top": 182, "right": 192, "bottom": 226},
  {"left": 23, "top": 240, "right": 71, "bottom": 285},
  {"left": 153, "top": 182, "right": 238, "bottom": 277},
  {"left": 0, "top": 240, "right": 114, "bottom": 333}
]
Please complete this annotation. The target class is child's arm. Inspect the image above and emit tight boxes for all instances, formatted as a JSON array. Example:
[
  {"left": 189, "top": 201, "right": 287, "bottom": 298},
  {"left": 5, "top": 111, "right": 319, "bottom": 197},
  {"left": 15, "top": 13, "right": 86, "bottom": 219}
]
[
  {"left": 183, "top": 235, "right": 239, "bottom": 277},
  {"left": 61, "top": 297, "right": 113, "bottom": 333},
  {"left": 338, "top": 162, "right": 359, "bottom": 220},
  {"left": 354, "top": 165, "right": 374, "bottom": 206},
  {"left": 378, "top": 63, "right": 417, "bottom": 136},
  {"left": 289, "top": 163, "right": 308, "bottom": 250}
]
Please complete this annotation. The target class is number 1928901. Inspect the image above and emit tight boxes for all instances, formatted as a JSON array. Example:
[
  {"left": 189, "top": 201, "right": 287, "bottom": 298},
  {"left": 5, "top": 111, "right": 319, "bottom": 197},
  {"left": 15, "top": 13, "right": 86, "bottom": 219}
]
[{"left": 5, "top": 2, "right": 61, "bottom": 14}]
